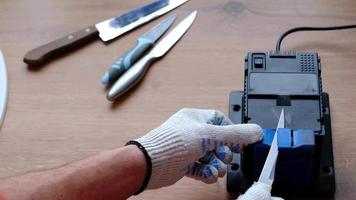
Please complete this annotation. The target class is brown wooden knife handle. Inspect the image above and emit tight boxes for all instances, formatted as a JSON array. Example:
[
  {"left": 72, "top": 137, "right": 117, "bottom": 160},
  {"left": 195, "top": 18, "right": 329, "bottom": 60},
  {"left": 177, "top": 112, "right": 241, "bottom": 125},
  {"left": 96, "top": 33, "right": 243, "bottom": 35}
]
[{"left": 24, "top": 25, "right": 99, "bottom": 66}]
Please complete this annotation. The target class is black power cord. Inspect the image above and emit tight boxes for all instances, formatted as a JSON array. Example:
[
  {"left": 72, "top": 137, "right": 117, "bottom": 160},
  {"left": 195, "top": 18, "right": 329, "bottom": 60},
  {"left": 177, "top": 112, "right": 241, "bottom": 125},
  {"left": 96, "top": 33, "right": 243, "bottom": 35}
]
[{"left": 276, "top": 24, "right": 356, "bottom": 52}]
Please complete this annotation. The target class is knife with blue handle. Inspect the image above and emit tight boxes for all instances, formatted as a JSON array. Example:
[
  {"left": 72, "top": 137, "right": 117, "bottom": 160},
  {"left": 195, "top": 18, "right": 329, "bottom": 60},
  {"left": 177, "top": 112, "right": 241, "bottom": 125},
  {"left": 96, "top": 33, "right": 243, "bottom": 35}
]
[
  {"left": 101, "top": 15, "right": 176, "bottom": 85},
  {"left": 107, "top": 11, "right": 197, "bottom": 101},
  {"left": 23, "top": 0, "right": 188, "bottom": 66}
]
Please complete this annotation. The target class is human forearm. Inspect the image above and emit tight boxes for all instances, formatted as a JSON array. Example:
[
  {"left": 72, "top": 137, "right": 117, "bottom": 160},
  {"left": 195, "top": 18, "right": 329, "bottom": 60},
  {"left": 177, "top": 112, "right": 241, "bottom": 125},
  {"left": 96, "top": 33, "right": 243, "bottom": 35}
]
[
  {"left": 0, "top": 145, "right": 146, "bottom": 200},
  {"left": 0, "top": 108, "right": 263, "bottom": 200}
]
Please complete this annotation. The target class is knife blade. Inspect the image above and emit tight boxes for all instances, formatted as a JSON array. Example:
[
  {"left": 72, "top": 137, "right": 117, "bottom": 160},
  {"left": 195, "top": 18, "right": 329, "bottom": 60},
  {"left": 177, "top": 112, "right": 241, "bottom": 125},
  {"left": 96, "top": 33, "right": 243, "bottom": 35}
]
[
  {"left": 258, "top": 109, "right": 285, "bottom": 186},
  {"left": 23, "top": 0, "right": 188, "bottom": 66},
  {"left": 107, "top": 11, "right": 197, "bottom": 101},
  {"left": 101, "top": 14, "right": 176, "bottom": 85},
  {"left": 0, "top": 50, "right": 8, "bottom": 129}
]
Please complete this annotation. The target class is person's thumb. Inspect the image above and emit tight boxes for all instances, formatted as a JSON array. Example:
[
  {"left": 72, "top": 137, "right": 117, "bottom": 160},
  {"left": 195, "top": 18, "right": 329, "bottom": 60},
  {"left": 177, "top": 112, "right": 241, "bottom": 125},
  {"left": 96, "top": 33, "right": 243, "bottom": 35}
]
[{"left": 207, "top": 124, "right": 262, "bottom": 146}]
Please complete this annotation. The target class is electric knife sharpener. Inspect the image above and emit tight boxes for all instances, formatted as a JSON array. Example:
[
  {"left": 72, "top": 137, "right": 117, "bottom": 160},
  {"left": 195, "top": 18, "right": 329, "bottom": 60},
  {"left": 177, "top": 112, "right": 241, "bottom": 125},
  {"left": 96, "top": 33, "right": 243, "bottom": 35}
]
[{"left": 227, "top": 51, "right": 336, "bottom": 198}]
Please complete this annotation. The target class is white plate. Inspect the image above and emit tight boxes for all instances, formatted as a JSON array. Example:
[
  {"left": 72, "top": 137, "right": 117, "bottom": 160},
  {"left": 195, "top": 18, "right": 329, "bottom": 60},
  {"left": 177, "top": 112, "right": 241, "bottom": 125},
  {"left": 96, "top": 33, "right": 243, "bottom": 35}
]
[{"left": 0, "top": 50, "right": 8, "bottom": 129}]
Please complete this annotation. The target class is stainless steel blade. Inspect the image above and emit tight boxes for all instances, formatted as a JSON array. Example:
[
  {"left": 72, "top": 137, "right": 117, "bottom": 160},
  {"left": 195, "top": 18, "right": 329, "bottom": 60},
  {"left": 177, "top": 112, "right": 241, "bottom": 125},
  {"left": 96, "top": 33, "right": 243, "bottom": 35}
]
[
  {"left": 106, "top": 11, "right": 197, "bottom": 101},
  {"left": 142, "top": 14, "right": 176, "bottom": 43},
  {"left": 150, "top": 10, "right": 197, "bottom": 58},
  {"left": 0, "top": 50, "right": 8, "bottom": 129},
  {"left": 96, "top": 0, "right": 188, "bottom": 42},
  {"left": 258, "top": 109, "right": 285, "bottom": 186}
]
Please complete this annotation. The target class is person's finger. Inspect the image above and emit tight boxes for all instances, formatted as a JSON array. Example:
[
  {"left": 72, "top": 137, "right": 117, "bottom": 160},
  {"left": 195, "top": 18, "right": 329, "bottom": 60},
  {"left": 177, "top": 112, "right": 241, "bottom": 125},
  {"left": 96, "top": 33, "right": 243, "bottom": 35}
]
[
  {"left": 206, "top": 110, "right": 233, "bottom": 126},
  {"left": 214, "top": 145, "right": 233, "bottom": 164},
  {"left": 200, "top": 152, "right": 227, "bottom": 177},
  {"left": 227, "top": 143, "right": 242, "bottom": 153},
  {"left": 186, "top": 163, "right": 218, "bottom": 184},
  {"left": 207, "top": 123, "right": 263, "bottom": 146},
  {"left": 209, "top": 154, "right": 227, "bottom": 177},
  {"left": 176, "top": 108, "right": 232, "bottom": 125}
]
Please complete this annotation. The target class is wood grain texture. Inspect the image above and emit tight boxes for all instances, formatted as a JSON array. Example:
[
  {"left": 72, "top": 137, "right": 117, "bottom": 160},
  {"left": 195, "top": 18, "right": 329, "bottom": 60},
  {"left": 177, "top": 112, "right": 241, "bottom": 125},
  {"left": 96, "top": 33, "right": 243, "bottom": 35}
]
[{"left": 0, "top": 0, "right": 356, "bottom": 199}]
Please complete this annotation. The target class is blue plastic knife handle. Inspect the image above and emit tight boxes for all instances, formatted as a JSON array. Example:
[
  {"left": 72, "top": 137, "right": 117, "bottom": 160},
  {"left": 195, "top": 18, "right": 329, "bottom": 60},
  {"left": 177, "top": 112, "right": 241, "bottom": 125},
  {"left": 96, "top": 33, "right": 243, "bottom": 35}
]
[{"left": 102, "top": 37, "right": 154, "bottom": 85}]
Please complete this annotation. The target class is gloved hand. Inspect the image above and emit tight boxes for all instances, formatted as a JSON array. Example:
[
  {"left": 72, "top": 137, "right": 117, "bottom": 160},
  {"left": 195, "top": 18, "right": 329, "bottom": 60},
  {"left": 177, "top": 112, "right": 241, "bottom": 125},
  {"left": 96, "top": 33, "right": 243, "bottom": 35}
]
[
  {"left": 131, "top": 108, "right": 262, "bottom": 189},
  {"left": 237, "top": 182, "right": 284, "bottom": 200}
]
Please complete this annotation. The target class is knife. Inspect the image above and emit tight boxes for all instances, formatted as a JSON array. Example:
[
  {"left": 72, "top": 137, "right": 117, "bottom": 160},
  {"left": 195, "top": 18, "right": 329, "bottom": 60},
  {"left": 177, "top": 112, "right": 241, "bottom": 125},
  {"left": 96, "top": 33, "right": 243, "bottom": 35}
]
[
  {"left": 258, "top": 109, "right": 284, "bottom": 186},
  {"left": 23, "top": 0, "right": 188, "bottom": 66},
  {"left": 0, "top": 50, "right": 8, "bottom": 129},
  {"left": 107, "top": 11, "right": 197, "bottom": 101},
  {"left": 101, "top": 14, "right": 176, "bottom": 85}
]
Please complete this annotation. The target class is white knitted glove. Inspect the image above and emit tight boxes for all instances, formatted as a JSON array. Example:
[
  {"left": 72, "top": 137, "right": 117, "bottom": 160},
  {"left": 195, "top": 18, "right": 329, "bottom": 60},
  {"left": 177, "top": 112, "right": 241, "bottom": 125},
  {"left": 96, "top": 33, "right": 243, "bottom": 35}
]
[
  {"left": 134, "top": 108, "right": 262, "bottom": 189},
  {"left": 237, "top": 182, "right": 284, "bottom": 200}
]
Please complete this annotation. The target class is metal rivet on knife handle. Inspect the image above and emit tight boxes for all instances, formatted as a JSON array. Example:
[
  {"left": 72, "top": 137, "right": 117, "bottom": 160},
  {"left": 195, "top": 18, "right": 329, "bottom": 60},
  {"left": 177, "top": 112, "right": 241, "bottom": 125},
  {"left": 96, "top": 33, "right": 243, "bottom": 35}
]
[{"left": 23, "top": 26, "right": 98, "bottom": 66}]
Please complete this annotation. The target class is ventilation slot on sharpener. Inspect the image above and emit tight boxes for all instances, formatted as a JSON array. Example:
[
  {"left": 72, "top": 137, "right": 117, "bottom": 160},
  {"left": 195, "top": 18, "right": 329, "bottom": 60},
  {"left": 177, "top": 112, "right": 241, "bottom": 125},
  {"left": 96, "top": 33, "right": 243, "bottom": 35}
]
[{"left": 300, "top": 54, "right": 316, "bottom": 72}]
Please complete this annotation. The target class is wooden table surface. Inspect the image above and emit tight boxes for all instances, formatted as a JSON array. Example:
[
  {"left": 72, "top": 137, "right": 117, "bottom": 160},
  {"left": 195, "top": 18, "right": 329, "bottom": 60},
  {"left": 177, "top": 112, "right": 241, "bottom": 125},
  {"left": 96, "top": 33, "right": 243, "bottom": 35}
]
[{"left": 1, "top": 0, "right": 356, "bottom": 199}]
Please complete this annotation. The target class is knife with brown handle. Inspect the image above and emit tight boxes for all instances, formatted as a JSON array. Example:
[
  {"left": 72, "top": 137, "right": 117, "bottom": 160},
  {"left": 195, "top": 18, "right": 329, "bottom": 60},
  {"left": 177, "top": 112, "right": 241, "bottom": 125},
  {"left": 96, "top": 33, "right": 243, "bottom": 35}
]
[
  {"left": 24, "top": 26, "right": 98, "bottom": 66},
  {"left": 23, "top": 0, "right": 188, "bottom": 66}
]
